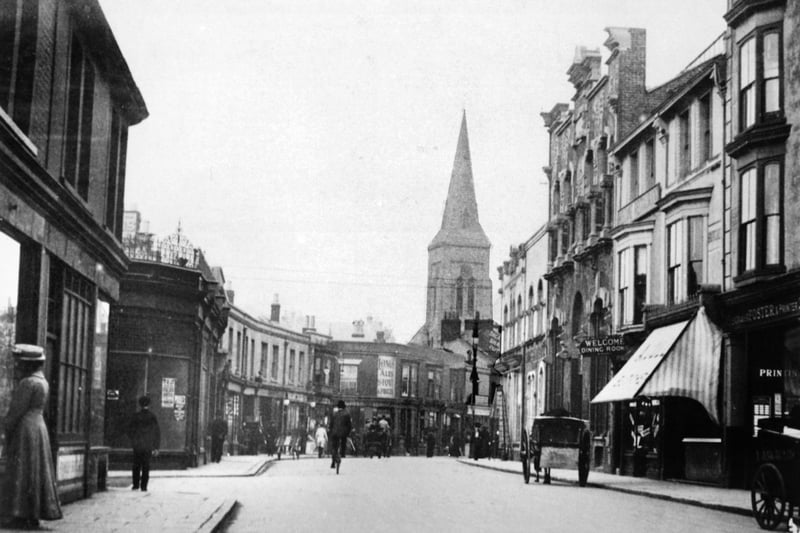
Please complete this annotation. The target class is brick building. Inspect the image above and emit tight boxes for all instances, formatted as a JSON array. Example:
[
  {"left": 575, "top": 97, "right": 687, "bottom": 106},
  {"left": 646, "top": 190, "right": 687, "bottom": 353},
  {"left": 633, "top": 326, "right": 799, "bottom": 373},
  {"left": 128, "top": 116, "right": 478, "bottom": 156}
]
[{"left": 0, "top": 0, "right": 146, "bottom": 502}]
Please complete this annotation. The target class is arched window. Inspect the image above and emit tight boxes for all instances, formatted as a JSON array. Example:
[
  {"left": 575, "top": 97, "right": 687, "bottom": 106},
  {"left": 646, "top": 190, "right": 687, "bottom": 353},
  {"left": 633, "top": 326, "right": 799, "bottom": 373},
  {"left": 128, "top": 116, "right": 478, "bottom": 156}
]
[
  {"left": 537, "top": 280, "right": 545, "bottom": 336},
  {"left": 571, "top": 292, "right": 583, "bottom": 338},
  {"left": 553, "top": 181, "right": 561, "bottom": 214},
  {"left": 528, "top": 286, "right": 535, "bottom": 337},
  {"left": 517, "top": 294, "right": 523, "bottom": 343},
  {"left": 503, "top": 305, "right": 509, "bottom": 351},
  {"left": 467, "top": 277, "right": 475, "bottom": 314},
  {"left": 456, "top": 276, "right": 464, "bottom": 315}
]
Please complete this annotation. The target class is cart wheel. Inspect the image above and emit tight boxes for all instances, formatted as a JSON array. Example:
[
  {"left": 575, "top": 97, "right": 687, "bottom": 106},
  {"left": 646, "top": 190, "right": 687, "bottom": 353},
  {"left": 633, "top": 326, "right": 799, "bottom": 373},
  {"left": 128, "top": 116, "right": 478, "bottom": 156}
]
[
  {"left": 578, "top": 429, "right": 591, "bottom": 487},
  {"left": 520, "top": 429, "right": 531, "bottom": 484},
  {"left": 752, "top": 463, "right": 786, "bottom": 530}
]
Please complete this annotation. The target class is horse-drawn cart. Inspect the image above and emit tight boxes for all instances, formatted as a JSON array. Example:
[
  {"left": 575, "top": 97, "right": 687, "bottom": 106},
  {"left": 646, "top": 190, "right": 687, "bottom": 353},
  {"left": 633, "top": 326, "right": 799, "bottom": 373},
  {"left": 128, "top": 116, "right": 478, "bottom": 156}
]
[
  {"left": 522, "top": 416, "right": 591, "bottom": 486},
  {"left": 751, "top": 418, "right": 800, "bottom": 530}
]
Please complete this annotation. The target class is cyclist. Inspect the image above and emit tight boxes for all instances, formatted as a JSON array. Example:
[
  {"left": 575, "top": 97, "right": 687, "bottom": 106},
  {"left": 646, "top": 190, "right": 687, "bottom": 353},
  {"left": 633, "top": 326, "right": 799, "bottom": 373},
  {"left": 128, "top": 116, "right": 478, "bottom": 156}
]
[{"left": 329, "top": 400, "right": 352, "bottom": 473}]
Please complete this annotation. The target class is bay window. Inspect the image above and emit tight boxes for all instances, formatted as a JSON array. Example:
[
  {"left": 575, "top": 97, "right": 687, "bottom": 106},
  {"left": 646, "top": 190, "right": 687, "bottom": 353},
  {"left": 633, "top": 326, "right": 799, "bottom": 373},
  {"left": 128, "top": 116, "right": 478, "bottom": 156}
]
[
  {"left": 739, "top": 161, "right": 783, "bottom": 274},
  {"left": 739, "top": 28, "right": 782, "bottom": 131},
  {"left": 667, "top": 222, "right": 684, "bottom": 304}
]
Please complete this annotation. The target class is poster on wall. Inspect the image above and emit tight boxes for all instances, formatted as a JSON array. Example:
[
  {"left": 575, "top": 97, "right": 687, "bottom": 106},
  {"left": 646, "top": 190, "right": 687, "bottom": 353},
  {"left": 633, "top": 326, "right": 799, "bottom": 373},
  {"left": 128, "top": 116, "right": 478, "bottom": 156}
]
[
  {"left": 174, "top": 394, "right": 186, "bottom": 421},
  {"left": 377, "top": 355, "right": 396, "bottom": 398},
  {"left": 161, "top": 377, "right": 176, "bottom": 408}
]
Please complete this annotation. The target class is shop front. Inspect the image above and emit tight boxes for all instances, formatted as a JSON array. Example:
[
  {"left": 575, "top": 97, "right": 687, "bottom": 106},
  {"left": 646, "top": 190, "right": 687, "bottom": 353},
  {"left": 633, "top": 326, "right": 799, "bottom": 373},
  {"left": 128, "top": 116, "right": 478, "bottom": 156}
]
[
  {"left": 592, "top": 307, "right": 723, "bottom": 482},
  {"left": 720, "top": 271, "right": 800, "bottom": 488}
]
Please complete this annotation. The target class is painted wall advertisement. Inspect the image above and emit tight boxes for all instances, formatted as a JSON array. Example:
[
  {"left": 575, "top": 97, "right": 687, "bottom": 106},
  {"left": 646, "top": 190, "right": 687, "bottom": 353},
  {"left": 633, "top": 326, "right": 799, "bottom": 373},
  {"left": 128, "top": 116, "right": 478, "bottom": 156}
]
[{"left": 377, "top": 356, "right": 396, "bottom": 398}]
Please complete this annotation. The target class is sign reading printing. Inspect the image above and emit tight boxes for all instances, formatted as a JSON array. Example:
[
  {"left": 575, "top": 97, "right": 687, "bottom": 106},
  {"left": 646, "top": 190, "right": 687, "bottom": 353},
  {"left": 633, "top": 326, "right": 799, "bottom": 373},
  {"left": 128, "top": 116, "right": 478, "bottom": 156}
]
[
  {"left": 578, "top": 335, "right": 627, "bottom": 357},
  {"left": 377, "top": 356, "right": 396, "bottom": 398}
]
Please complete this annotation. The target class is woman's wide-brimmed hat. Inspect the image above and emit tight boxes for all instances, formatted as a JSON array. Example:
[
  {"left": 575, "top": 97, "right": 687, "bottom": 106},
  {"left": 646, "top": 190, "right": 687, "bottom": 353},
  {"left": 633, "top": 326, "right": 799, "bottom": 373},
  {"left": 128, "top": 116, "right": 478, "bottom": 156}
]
[{"left": 12, "top": 344, "right": 45, "bottom": 361}]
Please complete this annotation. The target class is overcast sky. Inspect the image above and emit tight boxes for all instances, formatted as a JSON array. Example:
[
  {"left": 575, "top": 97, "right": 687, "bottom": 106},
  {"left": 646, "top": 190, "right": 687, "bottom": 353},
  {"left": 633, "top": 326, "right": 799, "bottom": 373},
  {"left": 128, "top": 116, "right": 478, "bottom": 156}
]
[{"left": 99, "top": 0, "right": 727, "bottom": 342}]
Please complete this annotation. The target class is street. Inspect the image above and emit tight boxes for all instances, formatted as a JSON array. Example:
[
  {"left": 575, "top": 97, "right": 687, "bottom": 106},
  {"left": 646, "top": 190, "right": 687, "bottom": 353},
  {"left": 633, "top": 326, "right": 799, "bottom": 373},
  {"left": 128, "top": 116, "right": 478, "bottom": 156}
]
[{"left": 146, "top": 457, "right": 760, "bottom": 533}]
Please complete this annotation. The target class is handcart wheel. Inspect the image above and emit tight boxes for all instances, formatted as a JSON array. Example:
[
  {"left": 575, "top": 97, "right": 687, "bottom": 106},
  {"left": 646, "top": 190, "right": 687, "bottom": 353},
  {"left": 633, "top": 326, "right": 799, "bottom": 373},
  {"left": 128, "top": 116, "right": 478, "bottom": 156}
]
[
  {"left": 751, "top": 463, "right": 786, "bottom": 530},
  {"left": 578, "top": 429, "right": 591, "bottom": 487},
  {"left": 520, "top": 429, "right": 531, "bottom": 484}
]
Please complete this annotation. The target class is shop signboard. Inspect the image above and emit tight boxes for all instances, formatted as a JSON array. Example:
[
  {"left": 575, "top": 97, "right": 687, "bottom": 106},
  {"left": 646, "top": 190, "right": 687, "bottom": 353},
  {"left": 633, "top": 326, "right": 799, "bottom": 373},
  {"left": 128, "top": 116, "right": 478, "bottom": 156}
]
[
  {"left": 578, "top": 335, "right": 627, "bottom": 357},
  {"left": 377, "top": 355, "right": 396, "bottom": 398}
]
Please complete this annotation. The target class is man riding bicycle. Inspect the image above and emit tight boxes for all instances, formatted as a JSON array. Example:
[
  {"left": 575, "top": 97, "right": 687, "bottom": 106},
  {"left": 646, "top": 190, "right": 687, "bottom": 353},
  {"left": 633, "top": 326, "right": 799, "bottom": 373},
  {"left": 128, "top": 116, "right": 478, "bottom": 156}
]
[{"left": 330, "top": 400, "right": 352, "bottom": 472}]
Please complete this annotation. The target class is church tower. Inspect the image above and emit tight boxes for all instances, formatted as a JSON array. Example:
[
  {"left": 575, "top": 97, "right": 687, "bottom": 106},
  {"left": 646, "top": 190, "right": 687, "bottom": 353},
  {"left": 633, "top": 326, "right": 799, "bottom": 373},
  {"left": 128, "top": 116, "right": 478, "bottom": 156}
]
[{"left": 412, "top": 111, "right": 492, "bottom": 347}]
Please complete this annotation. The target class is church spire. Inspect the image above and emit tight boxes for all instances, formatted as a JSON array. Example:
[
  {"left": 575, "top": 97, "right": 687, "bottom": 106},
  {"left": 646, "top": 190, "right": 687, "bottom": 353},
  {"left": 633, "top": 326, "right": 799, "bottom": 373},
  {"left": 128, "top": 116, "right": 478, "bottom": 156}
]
[{"left": 429, "top": 111, "right": 490, "bottom": 250}]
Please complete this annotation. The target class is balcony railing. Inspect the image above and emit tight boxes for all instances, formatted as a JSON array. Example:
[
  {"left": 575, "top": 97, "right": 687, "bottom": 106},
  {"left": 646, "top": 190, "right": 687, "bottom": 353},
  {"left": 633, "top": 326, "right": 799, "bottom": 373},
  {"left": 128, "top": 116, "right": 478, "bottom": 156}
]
[{"left": 123, "top": 232, "right": 206, "bottom": 270}]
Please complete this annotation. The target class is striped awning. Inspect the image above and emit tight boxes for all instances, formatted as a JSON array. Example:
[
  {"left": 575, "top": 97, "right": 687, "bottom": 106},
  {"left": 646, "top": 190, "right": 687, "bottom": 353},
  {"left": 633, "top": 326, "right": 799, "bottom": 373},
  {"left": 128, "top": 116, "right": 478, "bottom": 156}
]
[{"left": 591, "top": 308, "right": 722, "bottom": 424}]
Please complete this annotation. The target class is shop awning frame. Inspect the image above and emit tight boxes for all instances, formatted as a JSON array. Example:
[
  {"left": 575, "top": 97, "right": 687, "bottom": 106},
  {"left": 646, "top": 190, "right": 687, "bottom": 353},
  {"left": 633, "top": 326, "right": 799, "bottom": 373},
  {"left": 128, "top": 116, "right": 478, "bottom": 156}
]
[{"left": 591, "top": 308, "right": 722, "bottom": 424}]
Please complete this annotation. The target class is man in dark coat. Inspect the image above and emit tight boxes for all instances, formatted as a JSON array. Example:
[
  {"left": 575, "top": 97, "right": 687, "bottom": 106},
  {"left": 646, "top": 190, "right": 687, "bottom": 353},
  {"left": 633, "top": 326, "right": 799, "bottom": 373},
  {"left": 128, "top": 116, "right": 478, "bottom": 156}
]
[
  {"left": 127, "top": 395, "right": 160, "bottom": 491},
  {"left": 329, "top": 400, "right": 352, "bottom": 468},
  {"left": 210, "top": 416, "right": 228, "bottom": 463}
]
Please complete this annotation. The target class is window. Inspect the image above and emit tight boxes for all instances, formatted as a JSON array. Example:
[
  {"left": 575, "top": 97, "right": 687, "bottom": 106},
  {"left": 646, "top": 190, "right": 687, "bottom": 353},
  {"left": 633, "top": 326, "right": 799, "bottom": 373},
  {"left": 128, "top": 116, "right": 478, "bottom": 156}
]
[
  {"left": 739, "top": 162, "right": 783, "bottom": 274},
  {"left": 456, "top": 277, "right": 463, "bottom": 315},
  {"left": 467, "top": 278, "right": 475, "bottom": 314},
  {"left": 250, "top": 339, "right": 255, "bottom": 378},
  {"left": 235, "top": 331, "right": 242, "bottom": 375},
  {"left": 679, "top": 109, "right": 691, "bottom": 177},
  {"left": 339, "top": 364, "right": 358, "bottom": 393},
  {"left": 645, "top": 139, "right": 655, "bottom": 190},
  {"left": 687, "top": 216, "right": 704, "bottom": 295},
  {"left": 667, "top": 222, "right": 684, "bottom": 304},
  {"left": 298, "top": 351, "right": 305, "bottom": 386},
  {"left": 64, "top": 34, "right": 95, "bottom": 200},
  {"left": 633, "top": 246, "right": 647, "bottom": 324},
  {"left": 260, "top": 343, "right": 269, "bottom": 379},
  {"left": 401, "top": 363, "right": 418, "bottom": 397},
  {"left": 427, "top": 368, "right": 442, "bottom": 399},
  {"left": 105, "top": 110, "right": 129, "bottom": 238},
  {"left": 629, "top": 150, "right": 639, "bottom": 200},
  {"left": 699, "top": 93, "right": 712, "bottom": 163},
  {"left": 739, "top": 29, "right": 783, "bottom": 131},
  {"left": 288, "top": 349, "right": 296, "bottom": 383},
  {"left": 0, "top": 0, "right": 37, "bottom": 134},
  {"left": 271, "top": 345, "right": 279, "bottom": 380},
  {"left": 449, "top": 368, "right": 464, "bottom": 402},
  {"left": 48, "top": 264, "right": 93, "bottom": 437},
  {"left": 617, "top": 248, "right": 629, "bottom": 326}
]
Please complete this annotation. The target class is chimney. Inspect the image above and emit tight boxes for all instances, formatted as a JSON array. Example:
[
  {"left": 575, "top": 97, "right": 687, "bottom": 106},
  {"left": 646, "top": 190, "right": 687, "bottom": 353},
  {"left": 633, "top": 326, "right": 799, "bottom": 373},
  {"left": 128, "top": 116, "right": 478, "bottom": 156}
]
[
  {"left": 376, "top": 331, "right": 385, "bottom": 343},
  {"left": 352, "top": 320, "right": 365, "bottom": 338},
  {"left": 225, "top": 290, "right": 235, "bottom": 304},
  {"left": 303, "top": 315, "right": 317, "bottom": 334},
  {"left": 270, "top": 294, "right": 280, "bottom": 322}
]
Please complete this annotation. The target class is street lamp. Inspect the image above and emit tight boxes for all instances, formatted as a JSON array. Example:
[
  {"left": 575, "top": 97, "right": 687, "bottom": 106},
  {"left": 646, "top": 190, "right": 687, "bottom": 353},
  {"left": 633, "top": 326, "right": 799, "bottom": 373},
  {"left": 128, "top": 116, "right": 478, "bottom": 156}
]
[
  {"left": 279, "top": 394, "right": 289, "bottom": 458},
  {"left": 470, "top": 312, "right": 480, "bottom": 460}
]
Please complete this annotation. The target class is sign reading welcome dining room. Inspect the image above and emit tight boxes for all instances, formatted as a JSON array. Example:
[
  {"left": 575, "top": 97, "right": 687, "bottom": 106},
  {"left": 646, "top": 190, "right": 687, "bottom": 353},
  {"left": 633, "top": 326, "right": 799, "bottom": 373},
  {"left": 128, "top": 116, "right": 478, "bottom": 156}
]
[{"left": 578, "top": 335, "right": 628, "bottom": 357}]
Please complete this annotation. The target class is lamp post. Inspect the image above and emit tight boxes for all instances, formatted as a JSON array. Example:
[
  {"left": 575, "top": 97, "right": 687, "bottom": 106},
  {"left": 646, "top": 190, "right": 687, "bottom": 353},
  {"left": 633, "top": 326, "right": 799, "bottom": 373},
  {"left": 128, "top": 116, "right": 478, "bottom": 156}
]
[
  {"left": 279, "top": 394, "right": 289, "bottom": 458},
  {"left": 470, "top": 312, "right": 480, "bottom": 460}
]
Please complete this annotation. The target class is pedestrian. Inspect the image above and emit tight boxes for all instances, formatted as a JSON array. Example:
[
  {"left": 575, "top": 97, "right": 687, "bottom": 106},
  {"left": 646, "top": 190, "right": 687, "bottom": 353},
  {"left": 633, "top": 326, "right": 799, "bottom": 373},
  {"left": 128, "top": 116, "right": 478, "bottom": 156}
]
[
  {"left": 315, "top": 423, "right": 328, "bottom": 458},
  {"left": 329, "top": 400, "right": 352, "bottom": 469},
  {"left": 127, "top": 395, "right": 160, "bottom": 491},
  {"left": 210, "top": 415, "right": 228, "bottom": 463},
  {"left": 426, "top": 430, "right": 436, "bottom": 457},
  {"left": 1, "top": 344, "right": 62, "bottom": 530}
]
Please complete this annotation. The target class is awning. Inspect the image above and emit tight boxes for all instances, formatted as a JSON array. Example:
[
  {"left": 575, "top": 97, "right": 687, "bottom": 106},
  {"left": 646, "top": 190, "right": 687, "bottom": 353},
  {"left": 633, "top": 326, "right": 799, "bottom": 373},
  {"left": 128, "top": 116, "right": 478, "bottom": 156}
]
[{"left": 591, "top": 308, "right": 722, "bottom": 424}]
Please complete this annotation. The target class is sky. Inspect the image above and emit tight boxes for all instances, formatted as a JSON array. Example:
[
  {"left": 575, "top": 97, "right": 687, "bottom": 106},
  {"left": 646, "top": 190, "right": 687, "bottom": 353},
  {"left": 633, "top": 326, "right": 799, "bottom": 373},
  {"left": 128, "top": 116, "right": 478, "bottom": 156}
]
[{"left": 98, "top": 0, "right": 727, "bottom": 343}]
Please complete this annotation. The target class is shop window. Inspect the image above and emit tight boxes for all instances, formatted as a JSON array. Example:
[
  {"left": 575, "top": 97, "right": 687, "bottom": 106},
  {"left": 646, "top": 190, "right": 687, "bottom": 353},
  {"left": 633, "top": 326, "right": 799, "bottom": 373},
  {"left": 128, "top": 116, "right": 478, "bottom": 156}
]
[
  {"left": 48, "top": 263, "right": 94, "bottom": 438},
  {"left": 739, "top": 29, "right": 783, "bottom": 131},
  {"left": 0, "top": 0, "right": 37, "bottom": 134},
  {"left": 626, "top": 397, "right": 661, "bottom": 454},
  {"left": 0, "top": 233, "right": 20, "bottom": 419},
  {"left": 739, "top": 161, "right": 783, "bottom": 275}
]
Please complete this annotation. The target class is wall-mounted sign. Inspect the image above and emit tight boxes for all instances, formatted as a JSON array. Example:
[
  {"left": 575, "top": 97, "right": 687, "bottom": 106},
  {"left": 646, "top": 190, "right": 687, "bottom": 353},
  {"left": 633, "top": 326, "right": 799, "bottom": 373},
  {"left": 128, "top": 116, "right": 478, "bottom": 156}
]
[
  {"left": 578, "top": 335, "right": 627, "bottom": 357},
  {"left": 174, "top": 394, "right": 186, "bottom": 421},
  {"left": 106, "top": 389, "right": 119, "bottom": 400},
  {"left": 377, "top": 356, "right": 396, "bottom": 398}
]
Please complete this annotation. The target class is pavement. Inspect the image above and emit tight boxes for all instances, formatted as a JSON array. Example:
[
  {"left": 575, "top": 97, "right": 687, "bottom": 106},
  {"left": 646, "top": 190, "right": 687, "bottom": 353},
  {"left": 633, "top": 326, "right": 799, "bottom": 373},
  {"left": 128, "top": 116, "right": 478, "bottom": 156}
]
[
  {"left": 0, "top": 454, "right": 276, "bottom": 533},
  {"left": 1, "top": 453, "right": 758, "bottom": 532},
  {"left": 458, "top": 456, "right": 753, "bottom": 518}
]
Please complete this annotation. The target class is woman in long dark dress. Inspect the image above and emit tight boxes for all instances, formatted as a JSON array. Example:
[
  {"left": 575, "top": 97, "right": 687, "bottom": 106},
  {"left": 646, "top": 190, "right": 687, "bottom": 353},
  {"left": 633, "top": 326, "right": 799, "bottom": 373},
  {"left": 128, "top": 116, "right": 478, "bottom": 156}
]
[{"left": 2, "top": 344, "right": 63, "bottom": 529}]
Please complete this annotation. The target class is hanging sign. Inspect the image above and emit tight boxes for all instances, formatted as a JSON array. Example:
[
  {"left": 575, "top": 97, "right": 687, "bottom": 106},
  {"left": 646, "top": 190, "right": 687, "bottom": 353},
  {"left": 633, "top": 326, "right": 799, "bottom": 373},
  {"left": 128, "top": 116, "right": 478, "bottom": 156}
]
[{"left": 578, "top": 335, "right": 628, "bottom": 357}]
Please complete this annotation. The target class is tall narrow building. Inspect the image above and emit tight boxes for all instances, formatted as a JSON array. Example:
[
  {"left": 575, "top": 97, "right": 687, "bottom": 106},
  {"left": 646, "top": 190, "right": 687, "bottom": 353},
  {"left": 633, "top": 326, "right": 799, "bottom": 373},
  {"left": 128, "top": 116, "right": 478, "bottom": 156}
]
[{"left": 411, "top": 112, "right": 492, "bottom": 347}]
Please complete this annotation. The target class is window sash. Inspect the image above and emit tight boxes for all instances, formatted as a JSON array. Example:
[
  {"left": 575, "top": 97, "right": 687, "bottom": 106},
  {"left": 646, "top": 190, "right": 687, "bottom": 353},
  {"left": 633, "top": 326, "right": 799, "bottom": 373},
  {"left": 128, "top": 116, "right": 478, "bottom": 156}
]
[{"left": 763, "top": 32, "right": 780, "bottom": 114}]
